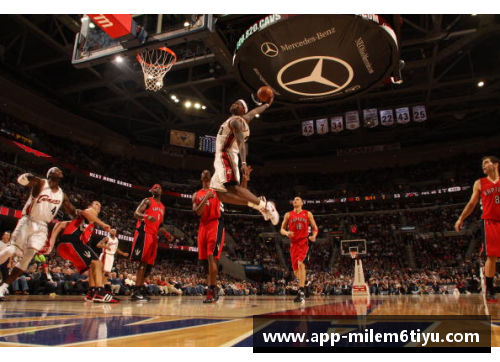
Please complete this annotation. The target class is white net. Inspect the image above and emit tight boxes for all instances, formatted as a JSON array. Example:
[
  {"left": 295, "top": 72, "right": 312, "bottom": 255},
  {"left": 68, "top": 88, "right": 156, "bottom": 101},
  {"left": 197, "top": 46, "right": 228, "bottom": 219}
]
[{"left": 137, "top": 47, "right": 177, "bottom": 91}]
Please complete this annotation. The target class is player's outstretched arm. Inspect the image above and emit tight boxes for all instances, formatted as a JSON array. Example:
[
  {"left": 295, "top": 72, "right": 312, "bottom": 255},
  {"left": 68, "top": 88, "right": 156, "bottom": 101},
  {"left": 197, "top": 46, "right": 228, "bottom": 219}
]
[
  {"left": 243, "top": 94, "right": 274, "bottom": 123},
  {"left": 455, "top": 179, "right": 481, "bottom": 232},
  {"left": 62, "top": 193, "right": 78, "bottom": 219},
  {"left": 308, "top": 211, "right": 319, "bottom": 242},
  {"left": 81, "top": 208, "right": 111, "bottom": 232}
]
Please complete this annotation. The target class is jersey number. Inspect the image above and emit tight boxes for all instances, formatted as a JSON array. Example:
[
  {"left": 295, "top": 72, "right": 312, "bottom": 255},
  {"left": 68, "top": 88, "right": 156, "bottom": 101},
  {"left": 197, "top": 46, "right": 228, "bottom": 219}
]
[
  {"left": 496, "top": 196, "right": 500, "bottom": 205},
  {"left": 51, "top": 207, "right": 57, "bottom": 215}
]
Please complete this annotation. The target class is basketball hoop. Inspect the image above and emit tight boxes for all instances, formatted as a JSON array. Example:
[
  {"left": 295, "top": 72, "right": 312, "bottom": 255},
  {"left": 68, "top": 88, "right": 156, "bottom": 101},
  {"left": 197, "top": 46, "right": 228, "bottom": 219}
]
[
  {"left": 137, "top": 47, "right": 177, "bottom": 91},
  {"left": 350, "top": 250, "right": 358, "bottom": 259}
]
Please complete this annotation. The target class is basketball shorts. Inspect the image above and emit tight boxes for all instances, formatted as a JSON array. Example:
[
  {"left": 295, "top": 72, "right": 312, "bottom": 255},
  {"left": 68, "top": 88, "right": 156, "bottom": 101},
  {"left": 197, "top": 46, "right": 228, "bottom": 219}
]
[
  {"left": 481, "top": 219, "right": 500, "bottom": 257},
  {"left": 130, "top": 230, "right": 158, "bottom": 265},
  {"left": 290, "top": 239, "right": 311, "bottom": 271},
  {"left": 57, "top": 234, "right": 98, "bottom": 273},
  {"left": 99, "top": 252, "right": 115, "bottom": 273},
  {"left": 210, "top": 151, "right": 240, "bottom": 192},
  {"left": 10, "top": 216, "right": 48, "bottom": 256},
  {"left": 198, "top": 219, "right": 225, "bottom": 260}
]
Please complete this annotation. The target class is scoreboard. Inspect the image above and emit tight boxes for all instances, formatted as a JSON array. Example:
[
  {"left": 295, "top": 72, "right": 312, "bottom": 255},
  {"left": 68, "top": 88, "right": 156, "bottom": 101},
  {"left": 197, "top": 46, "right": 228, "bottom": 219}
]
[{"left": 198, "top": 135, "right": 216, "bottom": 153}]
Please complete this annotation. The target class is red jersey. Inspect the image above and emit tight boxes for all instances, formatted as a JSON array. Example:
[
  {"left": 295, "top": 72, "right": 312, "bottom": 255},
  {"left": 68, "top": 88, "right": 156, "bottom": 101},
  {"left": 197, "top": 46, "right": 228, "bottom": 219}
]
[
  {"left": 62, "top": 216, "right": 95, "bottom": 244},
  {"left": 195, "top": 189, "right": 222, "bottom": 223},
  {"left": 136, "top": 197, "right": 165, "bottom": 234},
  {"left": 480, "top": 177, "right": 500, "bottom": 221},
  {"left": 288, "top": 209, "right": 309, "bottom": 242}
]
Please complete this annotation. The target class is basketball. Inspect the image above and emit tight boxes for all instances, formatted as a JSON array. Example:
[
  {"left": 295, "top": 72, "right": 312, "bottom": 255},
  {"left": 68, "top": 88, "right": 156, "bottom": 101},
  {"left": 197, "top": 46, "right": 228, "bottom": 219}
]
[{"left": 257, "top": 86, "right": 274, "bottom": 103}]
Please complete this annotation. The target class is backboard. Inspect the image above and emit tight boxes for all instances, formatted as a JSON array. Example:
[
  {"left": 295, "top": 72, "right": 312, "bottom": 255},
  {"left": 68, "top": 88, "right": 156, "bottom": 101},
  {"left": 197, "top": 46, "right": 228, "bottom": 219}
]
[
  {"left": 72, "top": 14, "right": 213, "bottom": 68},
  {"left": 340, "top": 239, "right": 367, "bottom": 256}
]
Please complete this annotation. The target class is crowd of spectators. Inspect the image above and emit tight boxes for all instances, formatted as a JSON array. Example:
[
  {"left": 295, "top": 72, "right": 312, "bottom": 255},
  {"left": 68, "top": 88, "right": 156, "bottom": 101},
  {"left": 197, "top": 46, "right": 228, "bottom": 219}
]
[{"left": 1, "top": 110, "right": 497, "bottom": 297}]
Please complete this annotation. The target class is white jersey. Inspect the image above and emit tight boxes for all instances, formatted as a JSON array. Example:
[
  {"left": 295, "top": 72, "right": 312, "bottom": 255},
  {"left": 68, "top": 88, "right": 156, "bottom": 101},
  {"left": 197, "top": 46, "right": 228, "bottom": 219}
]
[
  {"left": 105, "top": 236, "right": 119, "bottom": 255},
  {"left": 215, "top": 116, "right": 250, "bottom": 156},
  {"left": 22, "top": 179, "right": 63, "bottom": 223}
]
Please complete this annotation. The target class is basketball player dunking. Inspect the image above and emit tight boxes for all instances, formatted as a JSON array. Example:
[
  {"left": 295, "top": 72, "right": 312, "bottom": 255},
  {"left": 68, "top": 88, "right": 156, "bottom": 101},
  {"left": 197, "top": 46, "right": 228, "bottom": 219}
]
[
  {"left": 192, "top": 167, "right": 254, "bottom": 303},
  {"left": 210, "top": 97, "right": 279, "bottom": 226},
  {"left": 280, "top": 197, "right": 318, "bottom": 303},
  {"left": 0, "top": 167, "right": 78, "bottom": 302},
  {"left": 52, "top": 201, "right": 117, "bottom": 303},
  {"left": 130, "top": 184, "right": 173, "bottom": 301},
  {"left": 456, "top": 156, "right": 500, "bottom": 302}
]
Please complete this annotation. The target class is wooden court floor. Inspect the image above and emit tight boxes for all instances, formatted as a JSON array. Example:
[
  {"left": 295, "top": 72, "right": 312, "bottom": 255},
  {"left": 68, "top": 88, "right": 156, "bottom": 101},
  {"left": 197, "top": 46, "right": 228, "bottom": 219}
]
[{"left": 0, "top": 294, "right": 499, "bottom": 347}]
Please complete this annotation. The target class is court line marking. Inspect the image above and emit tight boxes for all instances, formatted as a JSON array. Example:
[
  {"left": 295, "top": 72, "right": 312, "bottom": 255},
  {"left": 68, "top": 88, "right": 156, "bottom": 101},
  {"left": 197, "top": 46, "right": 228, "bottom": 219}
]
[
  {"left": 60, "top": 318, "right": 237, "bottom": 347},
  {"left": 219, "top": 319, "right": 272, "bottom": 347}
]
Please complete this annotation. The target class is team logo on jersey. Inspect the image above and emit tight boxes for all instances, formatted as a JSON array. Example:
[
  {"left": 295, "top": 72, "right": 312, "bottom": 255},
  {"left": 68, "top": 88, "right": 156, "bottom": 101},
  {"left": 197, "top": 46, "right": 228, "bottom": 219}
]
[
  {"left": 135, "top": 249, "right": 141, "bottom": 256},
  {"left": 37, "top": 195, "right": 61, "bottom": 204},
  {"left": 83, "top": 251, "right": 91, "bottom": 258}
]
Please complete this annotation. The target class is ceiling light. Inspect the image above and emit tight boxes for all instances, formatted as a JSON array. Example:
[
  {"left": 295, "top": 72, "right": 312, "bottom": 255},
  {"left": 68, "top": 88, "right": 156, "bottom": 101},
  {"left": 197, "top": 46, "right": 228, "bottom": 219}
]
[
  {"left": 194, "top": 103, "right": 201, "bottom": 109},
  {"left": 115, "top": 56, "right": 123, "bottom": 63},
  {"left": 184, "top": 21, "right": 190, "bottom": 27},
  {"left": 89, "top": 22, "right": 95, "bottom": 29},
  {"left": 174, "top": 99, "right": 179, "bottom": 103},
  {"left": 477, "top": 81, "right": 485, "bottom": 87},
  {"left": 471, "top": 14, "right": 478, "bottom": 16},
  {"left": 156, "top": 82, "right": 162, "bottom": 87},
  {"left": 185, "top": 101, "right": 192, "bottom": 108},
  {"left": 255, "top": 114, "right": 260, "bottom": 118},
  {"left": 170, "top": 95, "right": 177, "bottom": 100},
  {"left": 201, "top": 105, "right": 206, "bottom": 110}
]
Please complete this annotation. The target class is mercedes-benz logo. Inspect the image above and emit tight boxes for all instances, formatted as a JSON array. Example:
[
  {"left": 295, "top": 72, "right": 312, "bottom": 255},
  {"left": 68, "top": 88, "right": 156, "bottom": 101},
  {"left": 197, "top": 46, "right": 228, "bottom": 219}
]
[
  {"left": 277, "top": 56, "right": 354, "bottom": 96},
  {"left": 261, "top": 42, "right": 279, "bottom": 57}
]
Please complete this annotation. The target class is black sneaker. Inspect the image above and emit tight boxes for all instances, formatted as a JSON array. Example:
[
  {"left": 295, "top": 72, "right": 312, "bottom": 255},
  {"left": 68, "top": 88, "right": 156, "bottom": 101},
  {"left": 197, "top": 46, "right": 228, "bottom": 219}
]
[
  {"left": 294, "top": 291, "right": 305, "bottom": 303},
  {"left": 203, "top": 288, "right": 219, "bottom": 303},
  {"left": 131, "top": 293, "right": 150, "bottom": 302},
  {"left": 486, "top": 293, "right": 498, "bottom": 303}
]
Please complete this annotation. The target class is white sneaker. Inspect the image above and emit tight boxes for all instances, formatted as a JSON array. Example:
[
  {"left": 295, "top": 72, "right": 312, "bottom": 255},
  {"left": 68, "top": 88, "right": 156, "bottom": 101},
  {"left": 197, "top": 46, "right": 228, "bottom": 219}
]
[
  {"left": 0, "top": 284, "right": 9, "bottom": 301},
  {"left": 258, "top": 196, "right": 270, "bottom": 221},
  {"left": 265, "top": 201, "right": 280, "bottom": 226}
]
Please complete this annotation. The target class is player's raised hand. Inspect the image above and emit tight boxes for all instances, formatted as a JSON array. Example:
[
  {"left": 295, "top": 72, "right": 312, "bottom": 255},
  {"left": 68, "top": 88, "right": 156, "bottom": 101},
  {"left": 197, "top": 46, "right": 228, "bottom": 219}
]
[{"left": 102, "top": 224, "right": 111, "bottom": 232}]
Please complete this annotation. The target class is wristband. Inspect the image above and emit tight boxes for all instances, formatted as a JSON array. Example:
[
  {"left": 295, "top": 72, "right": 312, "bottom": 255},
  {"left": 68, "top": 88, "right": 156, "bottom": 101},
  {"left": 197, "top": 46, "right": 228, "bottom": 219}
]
[
  {"left": 312, "top": 229, "right": 318, "bottom": 233},
  {"left": 241, "top": 162, "right": 247, "bottom": 165}
]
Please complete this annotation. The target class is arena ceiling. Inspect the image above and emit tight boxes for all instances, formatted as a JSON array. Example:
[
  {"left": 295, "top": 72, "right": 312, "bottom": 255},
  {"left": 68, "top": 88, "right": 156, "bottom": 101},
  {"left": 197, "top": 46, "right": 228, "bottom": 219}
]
[{"left": 0, "top": 14, "right": 499, "bottom": 162}]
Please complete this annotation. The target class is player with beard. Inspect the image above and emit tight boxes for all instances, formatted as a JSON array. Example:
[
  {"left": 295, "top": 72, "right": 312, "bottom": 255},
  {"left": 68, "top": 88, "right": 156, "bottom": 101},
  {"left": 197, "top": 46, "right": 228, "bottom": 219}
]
[
  {"left": 210, "top": 97, "right": 279, "bottom": 226},
  {"left": 0, "top": 167, "right": 78, "bottom": 301}
]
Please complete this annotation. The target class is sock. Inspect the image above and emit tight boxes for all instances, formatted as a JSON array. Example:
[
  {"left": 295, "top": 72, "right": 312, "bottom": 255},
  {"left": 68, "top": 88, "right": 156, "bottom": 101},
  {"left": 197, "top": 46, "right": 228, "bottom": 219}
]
[
  {"left": 486, "top": 277, "right": 495, "bottom": 294},
  {"left": 248, "top": 199, "right": 266, "bottom": 211}
]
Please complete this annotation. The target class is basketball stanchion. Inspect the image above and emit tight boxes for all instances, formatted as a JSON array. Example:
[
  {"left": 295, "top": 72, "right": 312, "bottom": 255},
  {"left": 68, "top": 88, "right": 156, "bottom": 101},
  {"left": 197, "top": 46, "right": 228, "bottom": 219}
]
[{"left": 351, "top": 249, "right": 370, "bottom": 296}]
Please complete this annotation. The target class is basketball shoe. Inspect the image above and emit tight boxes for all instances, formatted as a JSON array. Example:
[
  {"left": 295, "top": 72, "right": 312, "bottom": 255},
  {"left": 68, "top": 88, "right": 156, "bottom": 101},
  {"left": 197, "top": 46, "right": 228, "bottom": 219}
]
[
  {"left": 264, "top": 200, "right": 279, "bottom": 226},
  {"left": 294, "top": 290, "right": 305, "bottom": 303},
  {"left": 486, "top": 293, "right": 498, "bottom": 303},
  {"left": 93, "top": 290, "right": 120, "bottom": 303},
  {"left": 203, "top": 287, "right": 219, "bottom": 303},
  {"left": 84, "top": 288, "right": 95, "bottom": 302},
  {"left": 0, "top": 283, "right": 9, "bottom": 302},
  {"left": 131, "top": 287, "right": 151, "bottom": 302}
]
